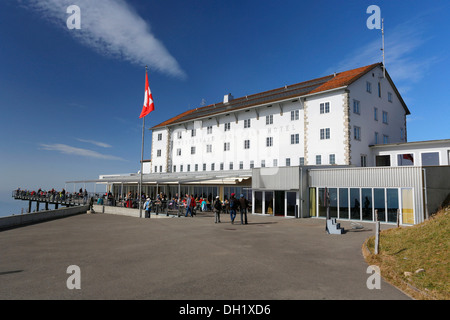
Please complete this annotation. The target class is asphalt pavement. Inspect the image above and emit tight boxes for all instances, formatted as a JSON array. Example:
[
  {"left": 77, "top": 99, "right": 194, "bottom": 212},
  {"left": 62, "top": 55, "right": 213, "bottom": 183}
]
[{"left": 0, "top": 212, "right": 411, "bottom": 300}]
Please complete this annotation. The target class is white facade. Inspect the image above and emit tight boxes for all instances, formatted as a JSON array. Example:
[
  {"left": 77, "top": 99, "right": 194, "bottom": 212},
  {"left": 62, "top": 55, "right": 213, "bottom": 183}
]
[
  {"left": 347, "top": 67, "right": 407, "bottom": 167},
  {"left": 151, "top": 64, "right": 409, "bottom": 174},
  {"left": 371, "top": 139, "right": 450, "bottom": 167}
]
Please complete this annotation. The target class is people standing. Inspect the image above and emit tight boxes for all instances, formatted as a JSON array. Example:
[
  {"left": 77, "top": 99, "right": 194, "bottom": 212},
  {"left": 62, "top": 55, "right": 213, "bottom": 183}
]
[
  {"left": 229, "top": 193, "right": 239, "bottom": 224},
  {"left": 239, "top": 194, "right": 249, "bottom": 225},
  {"left": 213, "top": 196, "right": 222, "bottom": 223}
]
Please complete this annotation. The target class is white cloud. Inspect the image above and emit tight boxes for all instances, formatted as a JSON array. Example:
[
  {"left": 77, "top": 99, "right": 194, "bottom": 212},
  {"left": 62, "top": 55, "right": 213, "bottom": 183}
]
[
  {"left": 39, "top": 143, "right": 126, "bottom": 161},
  {"left": 326, "top": 18, "right": 438, "bottom": 83},
  {"left": 76, "top": 138, "right": 112, "bottom": 148},
  {"left": 20, "top": 0, "right": 186, "bottom": 78}
]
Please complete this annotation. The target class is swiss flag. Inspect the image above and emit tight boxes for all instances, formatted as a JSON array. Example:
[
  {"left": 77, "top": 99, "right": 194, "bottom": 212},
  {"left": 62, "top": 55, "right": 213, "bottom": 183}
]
[{"left": 139, "top": 70, "right": 155, "bottom": 118}]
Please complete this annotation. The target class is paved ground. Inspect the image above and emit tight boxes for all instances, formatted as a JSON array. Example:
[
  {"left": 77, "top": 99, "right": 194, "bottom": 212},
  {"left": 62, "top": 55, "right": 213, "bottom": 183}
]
[{"left": 0, "top": 212, "right": 411, "bottom": 300}]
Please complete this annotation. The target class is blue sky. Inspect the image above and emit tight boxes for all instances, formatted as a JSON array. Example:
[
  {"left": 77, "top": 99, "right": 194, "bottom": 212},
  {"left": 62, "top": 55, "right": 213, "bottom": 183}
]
[{"left": 1, "top": 0, "right": 449, "bottom": 202}]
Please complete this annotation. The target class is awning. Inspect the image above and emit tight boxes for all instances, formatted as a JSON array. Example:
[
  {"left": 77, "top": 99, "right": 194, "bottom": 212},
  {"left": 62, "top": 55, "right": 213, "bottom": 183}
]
[{"left": 66, "top": 170, "right": 252, "bottom": 186}]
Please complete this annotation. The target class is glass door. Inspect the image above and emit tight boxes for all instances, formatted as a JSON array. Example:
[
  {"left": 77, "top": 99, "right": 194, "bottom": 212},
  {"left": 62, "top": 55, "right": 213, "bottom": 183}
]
[
  {"left": 286, "top": 192, "right": 297, "bottom": 217},
  {"left": 264, "top": 191, "right": 274, "bottom": 215},
  {"left": 274, "top": 191, "right": 285, "bottom": 216},
  {"left": 401, "top": 188, "right": 414, "bottom": 225}
]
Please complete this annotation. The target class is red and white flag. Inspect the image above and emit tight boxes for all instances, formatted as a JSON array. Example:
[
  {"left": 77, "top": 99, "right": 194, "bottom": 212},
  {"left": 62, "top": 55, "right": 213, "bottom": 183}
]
[{"left": 139, "top": 70, "right": 155, "bottom": 118}]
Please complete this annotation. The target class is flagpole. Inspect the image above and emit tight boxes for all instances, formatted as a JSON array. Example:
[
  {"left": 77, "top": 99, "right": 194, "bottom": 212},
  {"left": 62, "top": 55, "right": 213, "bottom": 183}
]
[{"left": 138, "top": 66, "right": 148, "bottom": 218}]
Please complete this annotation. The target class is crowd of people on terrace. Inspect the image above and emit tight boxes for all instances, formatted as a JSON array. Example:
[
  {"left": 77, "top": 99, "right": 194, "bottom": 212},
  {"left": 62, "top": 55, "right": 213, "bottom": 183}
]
[{"left": 14, "top": 188, "right": 89, "bottom": 203}]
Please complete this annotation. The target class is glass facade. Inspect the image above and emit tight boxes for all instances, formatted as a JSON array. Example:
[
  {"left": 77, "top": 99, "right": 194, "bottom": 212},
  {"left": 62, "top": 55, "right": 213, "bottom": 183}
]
[{"left": 309, "top": 187, "right": 414, "bottom": 225}]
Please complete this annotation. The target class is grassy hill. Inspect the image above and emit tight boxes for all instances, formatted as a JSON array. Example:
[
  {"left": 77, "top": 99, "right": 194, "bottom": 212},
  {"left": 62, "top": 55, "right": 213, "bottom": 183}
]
[{"left": 363, "top": 206, "right": 449, "bottom": 300}]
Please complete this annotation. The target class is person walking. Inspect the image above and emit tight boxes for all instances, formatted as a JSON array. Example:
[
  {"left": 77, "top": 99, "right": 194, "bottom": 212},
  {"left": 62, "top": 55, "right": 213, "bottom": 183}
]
[
  {"left": 239, "top": 194, "right": 249, "bottom": 224},
  {"left": 213, "top": 196, "right": 222, "bottom": 223},
  {"left": 185, "top": 194, "right": 193, "bottom": 217},
  {"left": 144, "top": 197, "right": 151, "bottom": 218},
  {"left": 229, "top": 193, "right": 239, "bottom": 224}
]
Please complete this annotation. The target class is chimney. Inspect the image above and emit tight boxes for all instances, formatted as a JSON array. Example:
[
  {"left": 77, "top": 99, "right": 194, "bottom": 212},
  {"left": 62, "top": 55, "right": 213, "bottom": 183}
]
[{"left": 223, "top": 93, "right": 234, "bottom": 104}]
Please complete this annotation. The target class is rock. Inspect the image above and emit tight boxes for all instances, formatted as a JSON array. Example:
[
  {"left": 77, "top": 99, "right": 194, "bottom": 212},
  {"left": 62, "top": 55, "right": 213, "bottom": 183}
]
[{"left": 415, "top": 268, "right": 425, "bottom": 274}]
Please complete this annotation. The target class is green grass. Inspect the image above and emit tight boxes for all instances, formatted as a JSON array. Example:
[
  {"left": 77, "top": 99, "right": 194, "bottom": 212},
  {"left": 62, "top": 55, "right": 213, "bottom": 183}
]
[{"left": 364, "top": 206, "right": 450, "bottom": 300}]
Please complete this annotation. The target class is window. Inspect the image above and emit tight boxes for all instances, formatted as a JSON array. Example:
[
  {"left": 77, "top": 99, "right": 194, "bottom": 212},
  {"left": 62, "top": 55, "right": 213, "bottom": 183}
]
[
  {"left": 154, "top": 166, "right": 157, "bottom": 173},
  {"left": 261, "top": 160, "right": 265, "bottom": 168},
  {"left": 206, "top": 144, "right": 212, "bottom": 153},
  {"left": 376, "top": 155, "right": 390, "bottom": 167},
  {"left": 421, "top": 152, "right": 439, "bottom": 166},
  {"left": 211, "top": 163, "right": 215, "bottom": 171},
  {"left": 180, "top": 165, "right": 183, "bottom": 172},
  {"left": 191, "top": 129, "right": 196, "bottom": 137},
  {"left": 388, "top": 92, "right": 393, "bottom": 102},
  {"left": 187, "top": 164, "right": 191, "bottom": 172},
  {"left": 173, "top": 165, "right": 176, "bottom": 172},
  {"left": 320, "top": 102, "right": 330, "bottom": 114},
  {"left": 316, "top": 155, "right": 322, "bottom": 165},
  {"left": 159, "top": 165, "right": 162, "bottom": 173},
  {"left": 291, "top": 110, "right": 299, "bottom": 120},
  {"left": 207, "top": 126, "right": 212, "bottom": 134},
  {"left": 157, "top": 149, "right": 161, "bottom": 157},
  {"left": 375, "top": 132, "right": 379, "bottom": 144},
  {"left": 244, "top": 140, "right": 250, "bottom": 149},
  {"left": 353, "top": 100, "right": 360, "bottom": 114},
  {"left": 157, "top": 133, "right": 162, "bottom": 141},
  {"left": 239, "top": 161, "right": 243, "bottom": 170},
  {"left": 191, "top": 146, "right": 196, "bottom": 154},
  {"left": 244, "top": 119, "right": 251, "bottom": 128},
  {"left": 286, "top": 158, "right": 291, "bottom": 166},
  {"left": 291, "top": 134, "right": 300, "bottom": 144},
  {"left": 203, "top": 163, "right": 206, "bottom": 171},
  {"left": 224, "top": 122, "right": 231, "bottom": 131},
  {"left": 177, "top": 131, "right": 182, "bottom": 139},
  {"left": 250, "top": 161, "right": 254, "bottom": 169},
  {"left": 374, "top": 107, "right": 378, "bottom": 121},
  {"left": 266, "top": 137, "right": 273, "bottom": 147},
  {"left": 398, "top": 154, "right": 414, "bottom": 166},
  {"left": 366, "top": 81, "right": 372, "bottom": 93},
  {"left": 320, "top": 128, "right": 330, "bottom": 140},
  {"left": 266, "top": 114, "right": 273, "bottom": 125},
  {"left": 299, "top": 157, "right": 305, "bottom": 166},
  {"left": 378, "top": 82, "right": 382, "bottom": 98},
  {"left": 382, "top": 111, "right": 388, "bottom": 124},
  {"left": 329, "top": 154, "right": 336, "bottom": 165},
  {"left": 383, "top": 135, "right": 389, "bottom": 144},
  {"left": 354, "top": 126, "right": 361, "bottom": 141},
  {"left": 273, "top": 159, "right": 278, "bottom": 167},
  {"left": 195, "top": 164, "right": 198, "bottom": 172},
  {"left": 220, "top": 163, "right": 224, "bottom": 171},
  {"left": 224, "top": 142, "right": 230, "bottom": 151},
  {"left": 177, "top": 148, "right": 181, "bottom": 156},
  {"left": 229, "top": 162, "right": 233, "bottom": 170},
  {"left": 361, "top": 155, "right": 367, "bottom": 167}
]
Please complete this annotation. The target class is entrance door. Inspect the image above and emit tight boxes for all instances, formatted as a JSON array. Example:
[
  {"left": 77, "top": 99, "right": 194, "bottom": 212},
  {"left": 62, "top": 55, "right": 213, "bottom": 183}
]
[
  {"left": 286, "top": 192, "right": 297, "bottom": 217},
  {"left": 274, "top": 191, "right": 285, "bottom": 216}
]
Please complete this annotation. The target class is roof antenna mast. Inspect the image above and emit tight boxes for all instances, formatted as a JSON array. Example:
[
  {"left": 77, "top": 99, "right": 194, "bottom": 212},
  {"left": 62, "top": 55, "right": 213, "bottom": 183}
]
[{"left": 381, "top": 18, "right": 386, "bottom": 78}]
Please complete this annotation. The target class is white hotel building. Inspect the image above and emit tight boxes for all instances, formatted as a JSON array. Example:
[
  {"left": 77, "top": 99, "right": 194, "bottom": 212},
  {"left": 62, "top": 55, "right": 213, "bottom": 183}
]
[
  {"left": 151, "top": 63, "right": 408, "bottom": 172},
  {"left": 71, "top": 63, "right": 450, "bottom": 225}
]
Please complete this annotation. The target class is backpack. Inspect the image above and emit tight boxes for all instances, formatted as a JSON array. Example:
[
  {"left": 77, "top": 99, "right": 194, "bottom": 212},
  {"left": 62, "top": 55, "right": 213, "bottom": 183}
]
[{"left": 229, "top": 198, "right": 236, "bottom": 209}]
